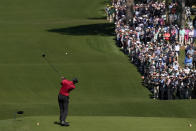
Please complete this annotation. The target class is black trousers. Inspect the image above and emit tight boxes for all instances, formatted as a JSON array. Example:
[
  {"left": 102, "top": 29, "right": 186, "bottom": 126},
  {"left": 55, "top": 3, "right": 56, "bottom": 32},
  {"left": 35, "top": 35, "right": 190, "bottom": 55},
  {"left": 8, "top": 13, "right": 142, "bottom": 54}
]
[{"left": 58, "top": 94, "right": 69, "bottom": 122}]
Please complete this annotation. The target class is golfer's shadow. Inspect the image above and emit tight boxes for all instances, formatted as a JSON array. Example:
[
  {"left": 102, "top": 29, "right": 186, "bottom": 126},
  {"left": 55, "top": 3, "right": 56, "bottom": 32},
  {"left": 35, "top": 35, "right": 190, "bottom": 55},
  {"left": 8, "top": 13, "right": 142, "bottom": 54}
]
[
  {"left": 54, "top": 121, "right": 70, "bottom": 125},
  {"left": 54, "top": 121, "right": 61, "bottom": 125},
  {"left": 47, "top": 23, "right": 114, "bottom": 36}
]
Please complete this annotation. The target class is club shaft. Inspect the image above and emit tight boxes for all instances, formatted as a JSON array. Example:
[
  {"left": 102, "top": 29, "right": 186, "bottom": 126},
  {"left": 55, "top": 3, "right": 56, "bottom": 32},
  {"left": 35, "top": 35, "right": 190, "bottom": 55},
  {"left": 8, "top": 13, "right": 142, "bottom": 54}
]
[{"left": 44, "top": 58, "right": 61, "bottom": 76}]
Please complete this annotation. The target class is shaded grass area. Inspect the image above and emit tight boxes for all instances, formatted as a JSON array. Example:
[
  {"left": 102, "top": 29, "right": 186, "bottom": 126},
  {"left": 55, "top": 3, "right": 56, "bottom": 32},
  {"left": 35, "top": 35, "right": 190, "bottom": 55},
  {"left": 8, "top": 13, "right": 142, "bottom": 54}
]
[
  {"left": 87, "top": 16, "right": 107, "bottom": 20},
  {"left": 47, "top": 23, "right": 115, "bottom": 36}
]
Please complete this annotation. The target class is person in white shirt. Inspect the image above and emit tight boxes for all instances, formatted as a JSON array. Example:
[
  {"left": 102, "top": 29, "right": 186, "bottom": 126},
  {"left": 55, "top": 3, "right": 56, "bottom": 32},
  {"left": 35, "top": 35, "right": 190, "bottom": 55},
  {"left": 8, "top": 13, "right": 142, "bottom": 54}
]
[
  {"left": 173, "top": 61, "right": 179, "bottom": 71},
  {"left": 174, "top": 42, "right": 180, "bottom": 60},
  {"left": 184, "top": 66, "right": 190, "bottom": 74},
  {"left": 179, "top": 28, "right": 185, "bottom": 45}
]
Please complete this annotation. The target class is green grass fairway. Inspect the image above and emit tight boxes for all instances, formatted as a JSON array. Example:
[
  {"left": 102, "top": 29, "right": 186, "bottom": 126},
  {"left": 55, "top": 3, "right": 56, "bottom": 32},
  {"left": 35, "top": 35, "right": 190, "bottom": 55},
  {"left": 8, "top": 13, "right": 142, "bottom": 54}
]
[
  {"left": 0, "top": 116, "right": 196, "bottom": 131},
  {"left": 1, "top": 0, "right": 196, "bottom": 130}
]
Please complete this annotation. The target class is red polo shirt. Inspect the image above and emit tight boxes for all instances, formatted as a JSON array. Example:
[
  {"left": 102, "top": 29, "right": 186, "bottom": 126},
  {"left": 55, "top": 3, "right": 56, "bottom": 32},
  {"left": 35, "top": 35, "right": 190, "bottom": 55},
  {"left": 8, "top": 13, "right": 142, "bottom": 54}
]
[
  {"left": 59, "top": 79, "right": 75, "bottom": 96},
  {"left": 164, "top": 33, "right": 170, "bottom": 41}
]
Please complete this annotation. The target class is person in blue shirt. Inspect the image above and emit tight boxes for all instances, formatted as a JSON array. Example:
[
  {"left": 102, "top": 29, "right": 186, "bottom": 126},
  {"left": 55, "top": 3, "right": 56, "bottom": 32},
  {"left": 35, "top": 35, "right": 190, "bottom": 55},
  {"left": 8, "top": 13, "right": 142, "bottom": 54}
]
[
  {"left": 186, "top": 47, "right": 194, "bottom": 56},
  {"left": 184, "top": 54, "right": 193, "bottom": 68}
]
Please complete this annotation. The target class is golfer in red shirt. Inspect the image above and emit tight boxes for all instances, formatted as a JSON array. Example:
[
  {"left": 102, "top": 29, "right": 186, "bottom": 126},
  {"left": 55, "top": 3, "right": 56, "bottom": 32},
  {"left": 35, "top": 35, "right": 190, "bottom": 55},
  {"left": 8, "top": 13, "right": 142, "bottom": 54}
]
[{"left": 58, "top": 77, "right": 78, "bottom": 126}]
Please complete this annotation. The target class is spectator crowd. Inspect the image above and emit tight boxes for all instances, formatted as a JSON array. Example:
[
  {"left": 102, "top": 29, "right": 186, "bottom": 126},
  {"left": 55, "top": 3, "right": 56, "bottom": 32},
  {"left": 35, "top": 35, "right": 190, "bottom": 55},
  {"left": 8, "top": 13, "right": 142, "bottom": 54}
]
[{"left": 108, "top": 0, "right": 196, "bottom": 100}]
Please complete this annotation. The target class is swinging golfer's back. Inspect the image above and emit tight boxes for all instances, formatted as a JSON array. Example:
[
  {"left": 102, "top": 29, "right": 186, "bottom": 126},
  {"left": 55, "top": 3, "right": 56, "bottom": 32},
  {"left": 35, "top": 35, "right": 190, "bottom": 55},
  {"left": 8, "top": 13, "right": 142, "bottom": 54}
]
[
  {"left": 59, "top": 79, "right": 75, "bottom": 96},
  {"left": 58, "top": 77, "right": 78, "bottom": 126}
]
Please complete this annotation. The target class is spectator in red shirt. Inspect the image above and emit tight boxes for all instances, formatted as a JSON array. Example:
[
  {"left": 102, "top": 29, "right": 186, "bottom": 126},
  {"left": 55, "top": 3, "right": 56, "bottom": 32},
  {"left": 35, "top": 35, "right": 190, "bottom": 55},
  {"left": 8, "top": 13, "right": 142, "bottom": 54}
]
[
  {"left": 58, "top": 77, "right": 78, "bottom": 126},
  {"left": 164, "top": 31, "right": 170, "bottom": 41}
]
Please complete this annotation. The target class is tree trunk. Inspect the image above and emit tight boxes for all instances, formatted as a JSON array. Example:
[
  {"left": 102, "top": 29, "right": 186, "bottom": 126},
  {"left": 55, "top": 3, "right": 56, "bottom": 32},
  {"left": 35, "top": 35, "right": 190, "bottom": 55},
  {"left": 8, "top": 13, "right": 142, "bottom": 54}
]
[
  {"left": 166, "top": 0, "right": 169, "bottom": 24},
  {"left": 126, "top": 0, "right": 134, "bottom": 25},
  {"left": 181, "top": 0, "right": 185, "bottom": 27}
]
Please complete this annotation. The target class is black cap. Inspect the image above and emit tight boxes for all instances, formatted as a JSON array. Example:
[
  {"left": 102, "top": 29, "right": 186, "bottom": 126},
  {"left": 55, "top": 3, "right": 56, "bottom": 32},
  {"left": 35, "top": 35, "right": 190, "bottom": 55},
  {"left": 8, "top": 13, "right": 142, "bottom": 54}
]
[
  {"left": 17, "top": 111, "right": 24, "bottom": 114},
  {"left": 42, "top": 54, "right": 46, "bottom": 57},
  {"left": 72, "top": 78, "right": 78, "bottom": 84}
]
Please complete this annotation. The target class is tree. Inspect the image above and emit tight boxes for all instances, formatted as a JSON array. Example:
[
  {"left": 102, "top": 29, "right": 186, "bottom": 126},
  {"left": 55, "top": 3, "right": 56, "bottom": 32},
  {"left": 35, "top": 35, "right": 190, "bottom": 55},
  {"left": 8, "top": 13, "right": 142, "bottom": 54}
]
[
  {"left": 166, "top": 0, "right": 169, "bottom": 24},
  {"left": 176, "top": 0, "right": 186, "bottom": 27},
  {"left": 181, "top": 0, "right": 185, "bottom": 27},
  {"left": 126, "top": 0, "right": 134, "bottom": 25}
]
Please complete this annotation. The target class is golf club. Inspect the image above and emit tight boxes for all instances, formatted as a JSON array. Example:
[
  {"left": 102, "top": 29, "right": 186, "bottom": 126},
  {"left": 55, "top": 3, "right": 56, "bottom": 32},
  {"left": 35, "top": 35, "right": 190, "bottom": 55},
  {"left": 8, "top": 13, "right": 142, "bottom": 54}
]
[
  {"left": 42, "top": 53, "right": 61, "bottom": 76},
  {"left": 42, "top": 53, "right": 79, "bottom": 84}
]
